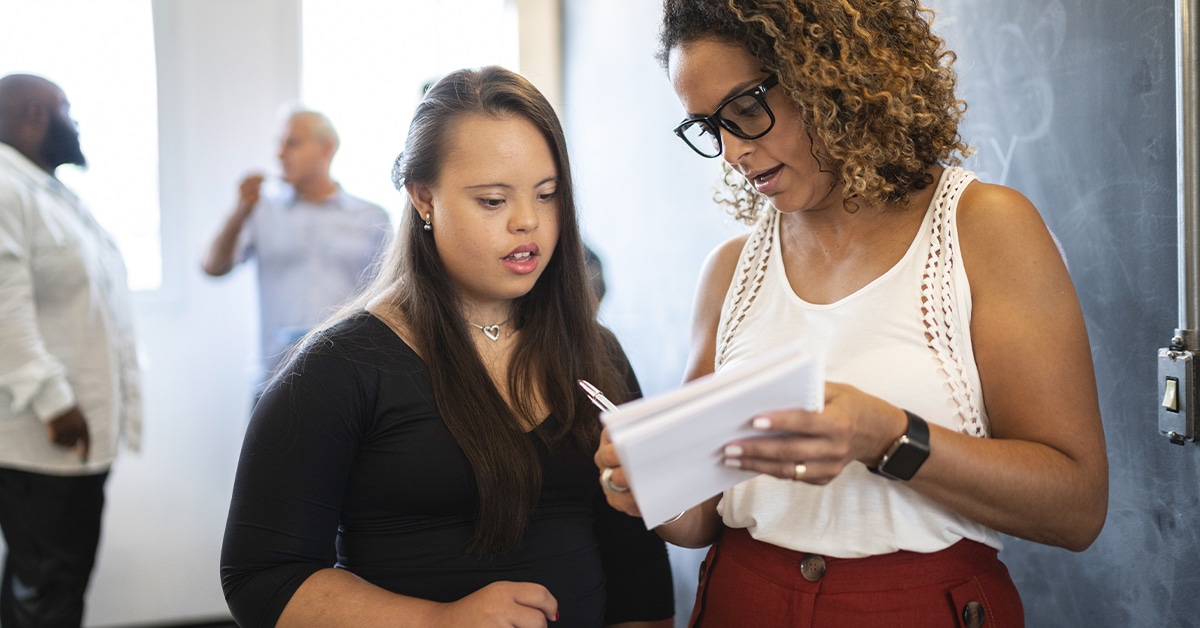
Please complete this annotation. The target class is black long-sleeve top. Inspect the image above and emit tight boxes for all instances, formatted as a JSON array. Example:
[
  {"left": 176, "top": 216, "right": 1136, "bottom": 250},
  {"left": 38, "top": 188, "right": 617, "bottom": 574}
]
[{"left": 220, "top": 312, "right": 673, "bottom": 627}]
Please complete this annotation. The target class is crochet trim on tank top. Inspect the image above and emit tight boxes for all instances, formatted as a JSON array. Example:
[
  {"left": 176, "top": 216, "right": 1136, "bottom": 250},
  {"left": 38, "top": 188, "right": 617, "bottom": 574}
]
[{"left": 714, "top": 168, "right": 984, "bottom": 436}]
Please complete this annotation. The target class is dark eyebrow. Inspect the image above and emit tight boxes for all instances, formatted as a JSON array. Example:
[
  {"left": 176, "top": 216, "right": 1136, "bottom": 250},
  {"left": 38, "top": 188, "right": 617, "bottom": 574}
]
[
  {"left": 466, "top": 176, "right": 558, "bottom": 191},
  {"left": 466, "top": 183, "right": 514, "bottom": 191},
  {"left": 685, "top": 77, "right": 766, "bottom": 118}
]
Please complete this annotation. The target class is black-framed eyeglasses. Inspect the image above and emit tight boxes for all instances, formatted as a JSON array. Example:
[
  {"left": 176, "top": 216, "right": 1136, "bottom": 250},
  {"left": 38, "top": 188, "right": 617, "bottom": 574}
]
[{"left": 673, "top": 75, "right": 779, "bottom": 158}]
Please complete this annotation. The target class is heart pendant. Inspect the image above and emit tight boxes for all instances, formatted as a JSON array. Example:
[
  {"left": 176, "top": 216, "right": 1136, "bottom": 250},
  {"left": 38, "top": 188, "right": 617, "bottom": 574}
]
[{"left": 481, "top": 325, "right": 501, "bottom": 341}]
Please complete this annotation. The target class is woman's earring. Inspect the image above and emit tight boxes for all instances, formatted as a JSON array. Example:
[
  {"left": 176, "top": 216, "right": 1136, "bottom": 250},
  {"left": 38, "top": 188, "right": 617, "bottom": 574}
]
[{"left": 423, "top": 214, "right": 432, "bottom": 232}]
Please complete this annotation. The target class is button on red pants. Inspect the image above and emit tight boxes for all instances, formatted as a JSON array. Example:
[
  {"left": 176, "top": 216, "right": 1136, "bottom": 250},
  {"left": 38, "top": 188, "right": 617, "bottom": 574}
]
[{"left": 690, "top": 527, "right": 1024, "bottom": 627}]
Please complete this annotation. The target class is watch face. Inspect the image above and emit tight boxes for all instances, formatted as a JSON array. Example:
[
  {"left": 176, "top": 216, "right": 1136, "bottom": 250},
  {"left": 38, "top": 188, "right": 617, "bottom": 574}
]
[{"left": 882, "top": 436, "right": 930, "bottom": 480}]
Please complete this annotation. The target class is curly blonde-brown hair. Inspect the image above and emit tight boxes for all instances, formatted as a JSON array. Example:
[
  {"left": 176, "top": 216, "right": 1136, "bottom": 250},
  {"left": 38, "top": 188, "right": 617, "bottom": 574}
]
[{"left": 659, "top": 0, "right": 972, "bottom": 223}]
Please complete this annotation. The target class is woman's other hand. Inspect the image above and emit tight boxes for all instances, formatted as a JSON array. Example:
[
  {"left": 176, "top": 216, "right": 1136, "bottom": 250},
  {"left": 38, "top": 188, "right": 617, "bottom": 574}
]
[{"left": 720, "top": 382, "right": 906, "bottom": 484}]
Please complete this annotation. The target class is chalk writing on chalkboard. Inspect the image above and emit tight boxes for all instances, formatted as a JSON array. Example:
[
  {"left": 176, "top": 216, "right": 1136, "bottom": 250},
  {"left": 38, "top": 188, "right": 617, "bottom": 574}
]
[{"left": 933, "top": 4, "right": 1066, "bottom": 185}]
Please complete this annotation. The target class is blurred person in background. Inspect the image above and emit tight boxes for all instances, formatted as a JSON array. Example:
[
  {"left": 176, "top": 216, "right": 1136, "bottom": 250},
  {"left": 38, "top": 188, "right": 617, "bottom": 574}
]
[
  {"left": 203, "top": 108, "right": 391, "bottom": 391},
  {"left": 0, "top": 73, "right": 141, "bottom": 628}
]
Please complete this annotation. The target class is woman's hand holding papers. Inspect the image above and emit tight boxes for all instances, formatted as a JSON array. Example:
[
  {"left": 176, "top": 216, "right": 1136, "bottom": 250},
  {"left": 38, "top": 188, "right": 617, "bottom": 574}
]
[
  {"left": 595, "top": 428, "right": 640, "bottom": 516},
  {"left": 719, "top": 382, "right": 907, "bottom": 485},
  {"left": 596, "top": 428, "right": 725, "bottom": 548}
]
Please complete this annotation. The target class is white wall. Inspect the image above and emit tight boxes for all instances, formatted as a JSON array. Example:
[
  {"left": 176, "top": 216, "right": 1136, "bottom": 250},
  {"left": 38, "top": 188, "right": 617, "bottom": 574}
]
[
  {"left": 563, "top": 0, "right": 743, "bottom": 396},
  {"left": 84, "top": 1, "right": 301, "bottom": 624},
  {"left": 561, "top": 2, "right": 750, "bottom": 624}
]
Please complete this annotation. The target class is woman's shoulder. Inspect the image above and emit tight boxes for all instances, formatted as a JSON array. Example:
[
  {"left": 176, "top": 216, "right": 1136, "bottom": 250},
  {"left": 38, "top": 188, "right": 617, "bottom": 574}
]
[
  {"left": 684, "top": 232, "right": 755, "bottom": 379},
  {"left": 958, "top": 177, "right": 1036, "bottom": 211},
  {"left": 699, "top": 232, "right": 754, "bottom": 290},
  {"left": 955, "top": 179, "right": 1064, "bottom": 280},
  {"left": 294, "top": 311, "right": 418, "bottom": 369},
  {"left": 956, "top": 180, "right": 1047, "bottom": 241},
  {"left": 309, "top": 310, "right": 392, "bottom": 347},
  {"left": 266, "top": 311, "right": 425, "bottom": 408}
]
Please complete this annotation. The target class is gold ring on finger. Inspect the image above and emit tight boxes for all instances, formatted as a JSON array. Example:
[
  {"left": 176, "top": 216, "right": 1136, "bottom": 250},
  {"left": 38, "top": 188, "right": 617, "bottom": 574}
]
[{"left": 793, "top": 462, "right": 807, "bottom": 482}]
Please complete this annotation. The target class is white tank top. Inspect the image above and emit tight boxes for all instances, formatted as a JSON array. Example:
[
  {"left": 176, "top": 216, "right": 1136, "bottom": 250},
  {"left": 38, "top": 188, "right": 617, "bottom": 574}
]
[{"left": 714, "top": 167, "right": 1002, "bottom": 557}]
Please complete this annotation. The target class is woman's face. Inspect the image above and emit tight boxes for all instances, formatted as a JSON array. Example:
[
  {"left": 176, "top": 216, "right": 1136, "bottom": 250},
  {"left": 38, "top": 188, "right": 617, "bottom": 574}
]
[
  {"left": 408, "top": 113, "right": 560, "bottom": 317},
  {"left": 669, "top": 38, "right": 841, "bottom": 214}
]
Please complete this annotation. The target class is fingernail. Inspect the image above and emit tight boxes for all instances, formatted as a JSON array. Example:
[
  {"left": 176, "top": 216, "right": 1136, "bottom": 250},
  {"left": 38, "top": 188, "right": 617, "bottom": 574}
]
[
  {"left": 553, "top": 612, "right": 559, "bottom": 621},
  {"left": 752, "top": 416, "right": 772, "bottom": 429},
  {"left": 724, "top": 457, "right": 742, "bottom": 468},
  {"left": 724, "top": 444, "right": 743, "bottom": 457}
]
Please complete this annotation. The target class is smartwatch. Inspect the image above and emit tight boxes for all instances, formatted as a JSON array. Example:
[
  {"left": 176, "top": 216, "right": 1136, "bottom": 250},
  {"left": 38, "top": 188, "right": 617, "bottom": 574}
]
[{"left": 869, "top": 411, "right": 930, "bottom": 481}]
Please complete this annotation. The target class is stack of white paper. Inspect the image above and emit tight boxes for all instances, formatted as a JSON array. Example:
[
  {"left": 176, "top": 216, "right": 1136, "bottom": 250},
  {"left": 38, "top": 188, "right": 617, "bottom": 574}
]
[{"left": 602, "top": 344, "right": 824, "bottom": 528}]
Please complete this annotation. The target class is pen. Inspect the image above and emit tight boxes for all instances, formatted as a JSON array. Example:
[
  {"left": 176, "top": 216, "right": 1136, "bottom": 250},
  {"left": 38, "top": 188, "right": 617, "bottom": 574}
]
[{"left": 577, "top": 379, "right": 619, "bottom": 413}]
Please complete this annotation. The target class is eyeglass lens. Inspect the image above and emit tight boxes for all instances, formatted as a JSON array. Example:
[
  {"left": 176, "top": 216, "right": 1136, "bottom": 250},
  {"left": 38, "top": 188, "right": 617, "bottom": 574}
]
[{"left": 678, "top": 92, "right": 773, "bottom": 157}]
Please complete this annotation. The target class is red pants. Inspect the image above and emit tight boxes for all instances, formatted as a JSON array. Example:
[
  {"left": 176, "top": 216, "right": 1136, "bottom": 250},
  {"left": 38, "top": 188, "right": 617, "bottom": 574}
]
[{"left": 689, "top": 527, "right": 1024, "bottom": 627}]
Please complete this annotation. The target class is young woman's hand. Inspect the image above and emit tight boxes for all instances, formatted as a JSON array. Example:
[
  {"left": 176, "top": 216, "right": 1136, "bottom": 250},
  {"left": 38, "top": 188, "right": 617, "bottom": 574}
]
[
  {"left": 594, "top": 427, "right": 641, "bottom": 517},
  {"left": 433, "top": 581, "right": 558, "bottom": 627}
]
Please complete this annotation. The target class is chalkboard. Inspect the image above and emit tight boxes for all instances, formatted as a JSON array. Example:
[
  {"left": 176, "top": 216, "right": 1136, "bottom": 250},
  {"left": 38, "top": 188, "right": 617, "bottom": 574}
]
[{"left": 927, "top": 0, "right": 1200, "bottom": 624}]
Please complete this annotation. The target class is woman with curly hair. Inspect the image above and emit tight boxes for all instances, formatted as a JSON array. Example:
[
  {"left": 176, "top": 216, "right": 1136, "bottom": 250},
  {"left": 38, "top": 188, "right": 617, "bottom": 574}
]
[{"left": 595, "top": 1, "right": 1108, "bottom": 625}]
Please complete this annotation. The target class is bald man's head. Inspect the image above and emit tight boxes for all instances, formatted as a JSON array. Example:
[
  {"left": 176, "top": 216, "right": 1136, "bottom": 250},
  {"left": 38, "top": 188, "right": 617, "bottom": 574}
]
[
  {"left": 289, "top": 110, "right": 339, "bottom": 151},
  {"left": 0, "top": 73, "right": 85, "bottom": 172},
  {"left": 277, "top": 110, "right": 338, "bottom": 187}
]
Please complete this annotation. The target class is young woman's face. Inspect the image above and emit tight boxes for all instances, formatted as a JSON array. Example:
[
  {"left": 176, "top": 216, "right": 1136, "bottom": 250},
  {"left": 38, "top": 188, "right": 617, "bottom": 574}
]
[
  {"left": 669, "top": 38, "right": 841, "bottom": 214},
  {"left": 409, "top": 113, "right": 560, "bottom": 316}
]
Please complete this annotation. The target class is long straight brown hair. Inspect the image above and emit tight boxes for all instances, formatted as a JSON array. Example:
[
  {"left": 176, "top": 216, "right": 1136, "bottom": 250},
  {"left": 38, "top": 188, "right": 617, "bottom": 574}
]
[{"left": 338, "top": 66, "right": 629, "bottom": 555}]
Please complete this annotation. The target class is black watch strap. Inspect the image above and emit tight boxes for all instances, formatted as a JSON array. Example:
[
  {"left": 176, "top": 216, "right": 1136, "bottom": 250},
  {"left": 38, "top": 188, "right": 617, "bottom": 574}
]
[{"left": 868, "top": 411, "right": 931, "bottom": 481}]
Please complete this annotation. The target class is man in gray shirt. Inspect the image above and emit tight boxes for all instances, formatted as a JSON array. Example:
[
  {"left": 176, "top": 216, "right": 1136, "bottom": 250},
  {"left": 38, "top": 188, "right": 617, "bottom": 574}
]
[{"left": 203, "top": 110, "right": 391, "bottom": 390}]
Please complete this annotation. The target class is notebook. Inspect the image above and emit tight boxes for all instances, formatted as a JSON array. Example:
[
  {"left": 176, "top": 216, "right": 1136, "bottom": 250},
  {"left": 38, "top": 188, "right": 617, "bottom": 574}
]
[{"left": 602, "top": 343, "right": 825, "bottom": 527}]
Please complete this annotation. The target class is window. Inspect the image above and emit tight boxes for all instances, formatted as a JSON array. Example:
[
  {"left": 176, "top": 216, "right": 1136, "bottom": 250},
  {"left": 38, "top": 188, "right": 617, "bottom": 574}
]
[
  {"left": 0, "top": 0, "right": 161, "bottom": 291},
  {"left": 300, "top": 0, "right": 520, "bottom": 215}
]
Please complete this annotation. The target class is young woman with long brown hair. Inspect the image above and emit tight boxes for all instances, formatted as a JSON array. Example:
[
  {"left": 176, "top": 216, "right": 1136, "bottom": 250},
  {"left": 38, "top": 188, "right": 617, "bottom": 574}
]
[{"left": 222, "top": 66, "right": 674, "bottom": 628}]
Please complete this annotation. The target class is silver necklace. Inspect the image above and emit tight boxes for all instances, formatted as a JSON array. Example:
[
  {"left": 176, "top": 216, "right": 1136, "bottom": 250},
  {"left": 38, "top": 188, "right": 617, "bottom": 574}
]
[{"left": 466, "top": 318, "right": 510, "bottom": 341}]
